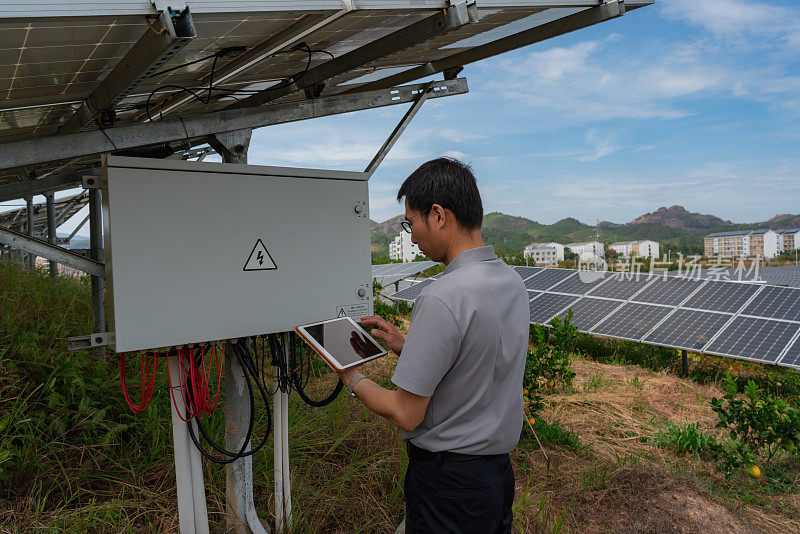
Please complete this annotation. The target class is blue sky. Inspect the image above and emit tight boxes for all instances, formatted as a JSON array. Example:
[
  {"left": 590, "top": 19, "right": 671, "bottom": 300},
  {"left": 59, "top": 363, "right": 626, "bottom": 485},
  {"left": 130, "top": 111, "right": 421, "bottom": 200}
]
[
  {"left": 8, "top": 0, "right": 800, "bottom": 236},
  {"left": 248, "top": 0, "right": 800, "bottom": 226}
]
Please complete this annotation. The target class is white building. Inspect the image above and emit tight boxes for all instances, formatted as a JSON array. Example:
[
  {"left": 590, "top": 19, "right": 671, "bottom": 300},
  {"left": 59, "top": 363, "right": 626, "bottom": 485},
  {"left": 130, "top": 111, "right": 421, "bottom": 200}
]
[
  {"left": 524, "top": 242, "right": 565, "bottom": 266},
  {"left": 609, "top": 240, "right": 660, "bottom": 259},
  {"left": 389, "top": 232, "right": 423, "bottom": 262},
  {"left": 704, "top": 229, "right": 777, "bottom": 259},
  {"left": 566, "top": 241, "right": 604, "bottom": 263},
  {"left": 777, "top": 228, "right": 800, "bottom": 253}
]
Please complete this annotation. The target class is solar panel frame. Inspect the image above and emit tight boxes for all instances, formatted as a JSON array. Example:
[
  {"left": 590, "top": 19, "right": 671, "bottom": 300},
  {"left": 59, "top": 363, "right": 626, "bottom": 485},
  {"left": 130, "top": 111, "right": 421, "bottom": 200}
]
[
  {"left": 704, "top": 316, "right": 800, "bottom": 365},
  {"left": 513, "top": 266, "right": 543, "bottom": 281},
  {"left": 548, "top": 270, "right": 610, "bottom": 295},
  {"left": 739, "top": 286, "right": 800, "bottom": 323},
  {"left": 777, "top": 330, "right": 800, "bottom": 369},
  {"left": 585, "top": 273, "right": 657, "bottom": 300},
  {"left": 681, "top": 280, "right": 764, "bottom": 313},
  {"left": 589, "top": 302, "right": 674, "bottom": 342},
  {"left": 631, "top": 276, "right": 709, "bottom": 306},
  {"left": 642, "top": 308, "right": 732, "bottom": 352},
  {"left": 556, "top": 296, "right": 624, "bottom": 332},
  {"left": 389, "top": 278, "right": 434, "bottom": 302},
  {"left": 529, "top": 292, "right": 579, "bottom": 325},
  {"left": 524, "top": 269, "right": 576, "bottom": 291}
]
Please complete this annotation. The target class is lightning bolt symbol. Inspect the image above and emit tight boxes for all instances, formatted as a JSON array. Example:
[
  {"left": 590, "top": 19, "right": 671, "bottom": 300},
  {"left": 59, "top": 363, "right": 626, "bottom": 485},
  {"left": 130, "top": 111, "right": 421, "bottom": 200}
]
[{"left": 257, "top": 250, "right": 264, "bottom": 265}]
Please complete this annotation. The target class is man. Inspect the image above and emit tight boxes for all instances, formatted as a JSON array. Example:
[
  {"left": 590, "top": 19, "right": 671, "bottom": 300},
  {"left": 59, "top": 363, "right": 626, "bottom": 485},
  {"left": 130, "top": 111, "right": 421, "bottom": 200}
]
[{"left": 336, "top": 157, "right": 529, "bottom": 533}]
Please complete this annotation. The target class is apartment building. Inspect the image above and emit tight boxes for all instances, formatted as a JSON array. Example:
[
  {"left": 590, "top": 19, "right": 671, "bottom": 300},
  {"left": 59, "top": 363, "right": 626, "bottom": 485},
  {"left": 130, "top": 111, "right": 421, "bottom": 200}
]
[
  {"left": 566, "top": 241, "right": 604, "bottom": 262},
  {"left": 777, "top": 228, "right": 800, "bottom": 253},
  {"left": 389, "top": 232, "right": 423, "bottom": 262},
  {"left": 704, "top": 229, "right": 777, "bottom": 258},
  {"left": 524, "top": 242, "right": 565, "bottom": 266},
  {"left": 609, "top": 240, "right": 660, "bottom": 259}
]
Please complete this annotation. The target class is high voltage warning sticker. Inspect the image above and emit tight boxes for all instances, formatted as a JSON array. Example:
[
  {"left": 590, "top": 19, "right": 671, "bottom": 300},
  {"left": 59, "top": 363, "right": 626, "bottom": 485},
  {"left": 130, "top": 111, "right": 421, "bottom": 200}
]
[{"left": 243, "top": 239, "right": 277, "bottom": 271}]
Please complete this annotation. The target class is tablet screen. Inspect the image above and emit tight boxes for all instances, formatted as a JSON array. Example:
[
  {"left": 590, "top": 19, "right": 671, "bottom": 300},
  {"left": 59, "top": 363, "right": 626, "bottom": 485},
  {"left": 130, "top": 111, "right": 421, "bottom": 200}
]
[{"left": 298, "top": 317, "right": 385, "bottom": 369}]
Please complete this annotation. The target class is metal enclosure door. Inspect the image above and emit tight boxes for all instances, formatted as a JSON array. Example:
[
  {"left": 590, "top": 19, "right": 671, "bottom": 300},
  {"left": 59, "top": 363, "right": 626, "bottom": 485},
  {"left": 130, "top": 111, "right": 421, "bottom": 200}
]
[{"left": 101, "top": 156, "right": 372, "bottom": 352}]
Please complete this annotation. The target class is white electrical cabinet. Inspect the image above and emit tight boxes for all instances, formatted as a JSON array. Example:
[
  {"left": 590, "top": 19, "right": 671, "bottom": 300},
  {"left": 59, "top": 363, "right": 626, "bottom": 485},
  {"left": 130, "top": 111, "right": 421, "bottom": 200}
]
[{"left": 101, "top": 156, "right": 373, "bottom": 353}]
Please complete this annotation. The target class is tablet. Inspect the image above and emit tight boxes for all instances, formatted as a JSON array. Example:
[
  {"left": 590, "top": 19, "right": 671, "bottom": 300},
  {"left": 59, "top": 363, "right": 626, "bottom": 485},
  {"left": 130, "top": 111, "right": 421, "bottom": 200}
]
[{"left": 294, "top": 316, "right": 387, "bottom": 371}]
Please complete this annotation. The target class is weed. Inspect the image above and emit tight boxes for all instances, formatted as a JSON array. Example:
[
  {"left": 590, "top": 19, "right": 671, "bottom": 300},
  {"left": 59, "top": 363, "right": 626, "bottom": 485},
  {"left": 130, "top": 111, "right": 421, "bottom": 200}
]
[
  {"left": 626, "top": 375, "right": 646, "bottom": 389},
  {"left": 522, "top": 418, "right": 583, "bottom": 453},
  {"left": 652, "top": 421, "right": 717, "bottom": 458},
  {"left": 581, "top": 465, "right": 608, "bottom": 491},
  {"left": 583, "top": 371, "right": 614, "bottom": 392}
]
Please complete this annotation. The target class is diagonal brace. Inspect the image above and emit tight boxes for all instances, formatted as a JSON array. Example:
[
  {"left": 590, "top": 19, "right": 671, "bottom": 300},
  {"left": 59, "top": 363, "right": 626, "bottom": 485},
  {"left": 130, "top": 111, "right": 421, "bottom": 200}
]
[
  {"left": 365, "top": 82, "right": 433, "bottom": 176},
  {"left": 0, "top": 225, "right": 105, "bottom": 277}
]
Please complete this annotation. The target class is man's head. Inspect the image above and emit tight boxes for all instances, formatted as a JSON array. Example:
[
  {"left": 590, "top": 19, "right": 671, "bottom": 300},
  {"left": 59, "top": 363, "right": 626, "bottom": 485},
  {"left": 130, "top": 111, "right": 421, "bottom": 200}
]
[{"left": 397, "top": 157, "right": 483, "bottom": 263}]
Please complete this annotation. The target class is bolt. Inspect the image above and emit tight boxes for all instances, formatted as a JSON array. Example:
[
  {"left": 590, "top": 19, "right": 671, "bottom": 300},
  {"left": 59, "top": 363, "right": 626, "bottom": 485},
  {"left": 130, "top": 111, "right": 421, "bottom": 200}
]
[
  {"left": 357, "top": 288, "right": 367, "bottom": 298},
  {"left": 95, "top": 336, "right": 103, "bottom": 343},
  {"left": 86, "top": 178, "right": 95, "bottom": 185},
  {"left": 234, "top": 144, "right": 245, "bottom": 154},
  {"left": 354, "top": 204, "right": 363, "bottom": 214}
]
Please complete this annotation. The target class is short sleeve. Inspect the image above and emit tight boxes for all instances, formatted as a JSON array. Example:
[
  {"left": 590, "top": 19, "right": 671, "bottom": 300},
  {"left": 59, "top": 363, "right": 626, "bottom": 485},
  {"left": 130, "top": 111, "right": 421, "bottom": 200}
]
[{"left": 391, "top": 293, "right": 461, "bottom": 397}]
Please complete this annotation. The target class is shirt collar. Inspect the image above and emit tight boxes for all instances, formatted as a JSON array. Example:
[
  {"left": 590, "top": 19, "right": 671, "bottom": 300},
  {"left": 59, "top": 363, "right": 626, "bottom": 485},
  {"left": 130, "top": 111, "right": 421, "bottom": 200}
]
[{"left": 442, "top": 245, "right": 497, "bottom": 275}]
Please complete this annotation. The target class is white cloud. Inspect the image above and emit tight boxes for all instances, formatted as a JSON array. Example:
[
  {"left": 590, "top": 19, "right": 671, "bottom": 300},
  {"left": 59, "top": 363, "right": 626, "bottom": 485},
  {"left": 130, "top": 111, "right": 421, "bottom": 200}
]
[
  {"left": 661, "top": 0, "right": 800, "bottom": 47},
  {"left": 576, "top": 128, "right": 619, "bottom": 162},
  {"left": 442, "top": 150, "right": 468, "bottom": 160}
]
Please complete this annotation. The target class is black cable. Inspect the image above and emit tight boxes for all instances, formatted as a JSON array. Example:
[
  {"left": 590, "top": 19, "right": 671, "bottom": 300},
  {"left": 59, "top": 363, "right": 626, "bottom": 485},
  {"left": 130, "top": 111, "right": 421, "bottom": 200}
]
[
  {"left": 184, "top": 341, "right": 272, "bottom": 464},
  {"left": 288, "top": 332, "right": 343, "bottom": 407},
  {"left": 144, "top": 43, "right": 335, "bottom": 120}
]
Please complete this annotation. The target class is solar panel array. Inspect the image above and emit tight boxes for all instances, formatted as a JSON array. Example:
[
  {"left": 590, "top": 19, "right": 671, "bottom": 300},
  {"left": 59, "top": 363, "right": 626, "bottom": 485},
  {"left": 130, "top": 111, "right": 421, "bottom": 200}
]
[
  {"left": 372, "top": 261, "right": 438, "bottom": 286},
  {"left": 667, "top": 266, "right": 800, "bottom": 288},
  {"left": 390, "top": 265, "right": 800, "bottom": 371}
]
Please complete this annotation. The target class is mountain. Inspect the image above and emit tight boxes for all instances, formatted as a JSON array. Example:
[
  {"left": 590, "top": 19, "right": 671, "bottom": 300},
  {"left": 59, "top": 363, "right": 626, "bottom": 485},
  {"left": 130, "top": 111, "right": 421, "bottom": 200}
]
[
  {"left": 370, "top": 206, "right": 800, "bottom": 258},
  {"left": 631, "top": 205, "right": 731, "bottom": 230}
]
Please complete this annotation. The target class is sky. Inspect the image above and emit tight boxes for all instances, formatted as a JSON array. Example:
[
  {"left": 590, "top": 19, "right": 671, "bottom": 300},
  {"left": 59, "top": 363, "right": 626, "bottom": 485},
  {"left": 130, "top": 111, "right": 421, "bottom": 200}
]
[{"left": 6, "top": 0, "right": 800, "bottom": 236}]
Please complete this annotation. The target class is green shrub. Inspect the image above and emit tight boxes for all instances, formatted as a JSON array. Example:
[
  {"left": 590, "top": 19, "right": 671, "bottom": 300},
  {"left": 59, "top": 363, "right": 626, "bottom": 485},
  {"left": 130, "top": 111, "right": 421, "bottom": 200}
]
[
  {"left": 523, "top": 311, "right": 577, "bottom": 414},
  {"left": 710, "top": 374, "right": 800, "bottom": 476}
]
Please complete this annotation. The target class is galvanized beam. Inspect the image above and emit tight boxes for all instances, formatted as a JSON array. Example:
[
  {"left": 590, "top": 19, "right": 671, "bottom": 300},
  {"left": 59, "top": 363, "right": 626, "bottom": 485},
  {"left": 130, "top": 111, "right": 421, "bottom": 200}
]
[
  {"left": 58, "top": 8, "right": 196, "bottom": 134},
  {"left": 226, "top": 2, "right": 474, "bottom": 110},
  {"left": 365, "top": 82, "right": 432, "bottom": 176},
  {"left": 0, "top": 78, "right": 468, "bottom": 172},
  {"left": 25, "top": 196, "right": 35, "bottom": 270},
  {"left": 148, "top": 11, "right": 344, "bottom": 119},
  {"left": 0, "top": 169, "right": 98, "bottom": 203},
  {"left": 89, "top": 189, "right": 105, "bottom": 332},
  {"left": 45, "top": 191, "right": 58, "bottom": 277},
  {"left": 0, "top": 225, "right": 104, "bottom": 277},
  {"left": 344, "top": 0, "right": 626, "bottom": 93}
]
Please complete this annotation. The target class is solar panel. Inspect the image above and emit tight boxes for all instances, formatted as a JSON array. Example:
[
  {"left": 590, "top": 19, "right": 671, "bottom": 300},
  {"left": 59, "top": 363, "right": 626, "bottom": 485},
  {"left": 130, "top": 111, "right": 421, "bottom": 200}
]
[
  {"left": 372, "top": 261, "right": 438, "bottom": 286},
  {"left": 778, "top": 335, "right": 800, "bottom": 369},
  {"left": 587, "top": 273, "right": 655, "bottom": 300},
  {"left": 705, "top": 317, "right": 800, "bottom": 364},
  {"left": 642, "top": 309, "right": 731, "bottom": 351},
  {"left": 557, "top": 297, "right": 622, "bottom": 331},
  {"left": 389, "top": 278, "right": 434, "bottom": 302},
  {"left": 632, "top": 276, "right": 707, "bottom": 306},
  {"left": 740, "top": 286, "right": 800, "bottom": 322},
  {"left": 528, "top": 290, "right": 543, "bottom": 300},
  {"left": 549, "top": 271, "right": 608, "bottom": 295},
  {"left": 591, "top": 302, "right": 673, "bottom": 341},
  {"left": 682, "top": 280, "right": 762, "bottom": 313},
  {"left": 529, "top": 293, "right": 579, "bottom": 325},
  {"left": 513, "top": 266, "right": 542, "bottom": 281},
  {"left": 525, "top": 269, "right": 575, "bottom": 291}
]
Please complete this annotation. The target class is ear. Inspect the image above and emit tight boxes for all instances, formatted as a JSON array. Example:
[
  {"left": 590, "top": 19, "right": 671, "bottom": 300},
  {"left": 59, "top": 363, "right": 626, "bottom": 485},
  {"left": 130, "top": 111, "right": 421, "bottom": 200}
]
[{"left": 429, "top": 204, "right": 447, "bottom": 229}]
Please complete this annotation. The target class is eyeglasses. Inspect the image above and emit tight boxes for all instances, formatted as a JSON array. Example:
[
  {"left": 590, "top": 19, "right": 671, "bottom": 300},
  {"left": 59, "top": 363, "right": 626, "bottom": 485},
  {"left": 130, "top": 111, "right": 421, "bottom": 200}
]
[{"left": 400, "top": 210, "right": 429, "bottom": 233}]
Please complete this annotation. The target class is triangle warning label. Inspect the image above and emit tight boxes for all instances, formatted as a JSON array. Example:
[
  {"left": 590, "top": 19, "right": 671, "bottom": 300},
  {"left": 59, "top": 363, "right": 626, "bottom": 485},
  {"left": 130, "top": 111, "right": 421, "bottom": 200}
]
[
  {"left": 337, "top": 308, "right": 348, "bottom": 318},
  {"left": 243, "top": 239, "right": 277, "bottom": 271}
]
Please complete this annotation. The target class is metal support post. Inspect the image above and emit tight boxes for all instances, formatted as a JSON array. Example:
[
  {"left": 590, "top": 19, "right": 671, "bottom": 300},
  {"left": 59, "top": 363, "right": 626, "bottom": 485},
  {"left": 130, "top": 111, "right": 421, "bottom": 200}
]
[
  {"left": 225, "top": 341, "right": 267, "bottom": 534},
  {"left": 45, "top": 191, "right": 58, "bottom": 277},
  {"left": 213, "top": 131, "right": 268, "bottom": 534},
  {"left": 168, "top": 354, "right": 210, "bottom": 534},
  {"left": 681, "top": 350, "right": 689, "bottom": 378},
  {"left": 89, "top": 189, "right": 105, "bottom": 333},
  {"left": 25, "top": 196, "right": 35, "bottom": 270}
]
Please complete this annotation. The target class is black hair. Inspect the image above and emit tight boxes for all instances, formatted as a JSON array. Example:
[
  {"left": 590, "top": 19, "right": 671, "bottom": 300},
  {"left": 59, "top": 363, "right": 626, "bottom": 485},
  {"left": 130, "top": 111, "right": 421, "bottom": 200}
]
[{"left": 397, "top": 157, "right": 483, "bottom": 231}]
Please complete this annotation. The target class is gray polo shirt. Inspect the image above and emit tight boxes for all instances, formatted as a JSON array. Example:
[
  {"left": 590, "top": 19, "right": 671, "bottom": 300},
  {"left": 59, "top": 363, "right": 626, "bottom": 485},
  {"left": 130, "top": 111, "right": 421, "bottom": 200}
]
[{"left": 391, "top": 245, "right": 529, "bottom": 455}]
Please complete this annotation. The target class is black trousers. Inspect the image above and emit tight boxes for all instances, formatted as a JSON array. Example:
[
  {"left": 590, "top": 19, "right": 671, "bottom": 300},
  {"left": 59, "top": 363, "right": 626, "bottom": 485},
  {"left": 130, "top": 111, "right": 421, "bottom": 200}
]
[{"left": 404, "top": 449, "right": 515, "bottom": 533}]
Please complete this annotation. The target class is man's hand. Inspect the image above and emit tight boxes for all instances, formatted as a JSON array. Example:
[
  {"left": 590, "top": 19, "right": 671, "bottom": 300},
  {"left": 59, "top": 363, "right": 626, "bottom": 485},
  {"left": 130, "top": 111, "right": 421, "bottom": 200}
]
[
  {"left": 360, "top": 315, "right": 405, "bottom": 355},
  {"left": 337, "top": 363, "right": 364, "bottom": 387}
]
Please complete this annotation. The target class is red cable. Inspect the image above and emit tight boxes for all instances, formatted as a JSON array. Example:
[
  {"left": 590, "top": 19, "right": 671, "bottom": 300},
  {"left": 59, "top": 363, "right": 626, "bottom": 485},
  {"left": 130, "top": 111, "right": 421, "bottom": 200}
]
[
  {"left": 167, "top": 349, "right": 195, "bottom": 422},
  {"left": 120, "top": 351, "right": 159, "bottom": 413}
]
